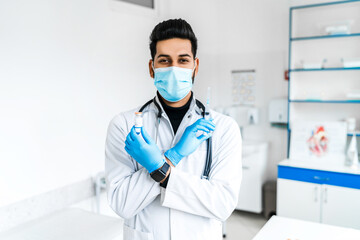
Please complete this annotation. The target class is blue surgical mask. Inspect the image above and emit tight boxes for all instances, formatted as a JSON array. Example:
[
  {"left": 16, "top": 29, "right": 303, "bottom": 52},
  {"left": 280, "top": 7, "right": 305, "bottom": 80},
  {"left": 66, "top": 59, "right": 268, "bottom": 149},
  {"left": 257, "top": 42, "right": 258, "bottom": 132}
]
[{"left": 153, "top": 63, "right": 196, "bottom": 102}]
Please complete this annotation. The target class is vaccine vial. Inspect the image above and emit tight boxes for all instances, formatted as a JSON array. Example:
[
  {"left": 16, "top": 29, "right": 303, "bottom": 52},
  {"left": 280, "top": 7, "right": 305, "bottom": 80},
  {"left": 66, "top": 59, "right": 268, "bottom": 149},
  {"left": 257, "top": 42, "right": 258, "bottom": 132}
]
[{"left": 134, "top": 112, "right": 143, "bottom": 134}]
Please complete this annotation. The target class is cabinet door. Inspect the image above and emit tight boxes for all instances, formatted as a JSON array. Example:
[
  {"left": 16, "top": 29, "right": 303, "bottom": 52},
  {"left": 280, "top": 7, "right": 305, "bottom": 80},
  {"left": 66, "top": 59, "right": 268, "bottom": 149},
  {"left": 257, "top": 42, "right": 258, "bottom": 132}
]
[
  {"left": 277, "top": 179, "right": 321, "bottom": 222},
  {"left": 236, "top": 148, "right": 266, "bottom": 213},
  {"left": 321, "top": 184, "right": 360, "bottom": 229},
  {"left": 236, "top": 165, "right": 263, "bottom": 213}
]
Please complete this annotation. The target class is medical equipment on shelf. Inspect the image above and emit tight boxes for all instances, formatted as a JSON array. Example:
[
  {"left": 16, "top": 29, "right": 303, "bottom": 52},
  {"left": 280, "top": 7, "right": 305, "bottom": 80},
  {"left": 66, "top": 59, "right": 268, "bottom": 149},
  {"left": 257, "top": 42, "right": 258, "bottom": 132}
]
[
  {"left": 346, "top": 117, "right": 356, "bottom": 132},
  {"left": 134, "top": 112, "right": 143, "bottom": 134},
  {"left": 138, "top": 92, "right": 213, "bottom": 179},
  {"left": 347, "top": 134, "right": 359, "bottom": 169}
]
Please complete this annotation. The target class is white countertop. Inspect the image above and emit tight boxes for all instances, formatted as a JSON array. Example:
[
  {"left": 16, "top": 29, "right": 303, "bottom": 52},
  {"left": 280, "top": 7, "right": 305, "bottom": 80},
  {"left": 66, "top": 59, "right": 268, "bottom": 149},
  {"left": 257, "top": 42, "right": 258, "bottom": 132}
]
[
  {"left": 0, "top": 208, "right": 123, "bottom": 240},
  {"left": 279, "top": 158, "right": 360, "bottom": 175},
  {"left": 253, "top": 215, "right": 360, "bottom": 240}
]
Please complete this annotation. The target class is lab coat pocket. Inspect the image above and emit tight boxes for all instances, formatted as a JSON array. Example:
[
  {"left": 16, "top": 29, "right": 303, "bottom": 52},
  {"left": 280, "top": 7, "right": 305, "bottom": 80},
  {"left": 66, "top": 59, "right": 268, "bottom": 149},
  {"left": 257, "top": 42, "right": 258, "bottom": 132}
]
[{"left": 123, "top": 224, "right": 154, "bottom": 240}]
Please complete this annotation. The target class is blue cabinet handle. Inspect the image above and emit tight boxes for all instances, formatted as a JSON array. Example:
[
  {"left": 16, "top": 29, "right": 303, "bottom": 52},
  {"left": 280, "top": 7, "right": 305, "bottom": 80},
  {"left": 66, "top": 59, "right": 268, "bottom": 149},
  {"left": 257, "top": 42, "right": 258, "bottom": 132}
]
[{"left": 313, "top": 176, "right": 330, "bottom": 181}]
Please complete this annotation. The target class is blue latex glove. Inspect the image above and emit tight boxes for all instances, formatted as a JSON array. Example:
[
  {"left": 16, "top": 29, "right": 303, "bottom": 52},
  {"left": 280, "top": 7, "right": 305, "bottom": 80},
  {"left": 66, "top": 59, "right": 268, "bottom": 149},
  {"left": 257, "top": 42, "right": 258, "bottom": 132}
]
[
  {"left": 124, "top": 126, "right": 165, "bottom": 173},
  {"left": 165, "top": 118, "right": 215, "bottom": 166}
]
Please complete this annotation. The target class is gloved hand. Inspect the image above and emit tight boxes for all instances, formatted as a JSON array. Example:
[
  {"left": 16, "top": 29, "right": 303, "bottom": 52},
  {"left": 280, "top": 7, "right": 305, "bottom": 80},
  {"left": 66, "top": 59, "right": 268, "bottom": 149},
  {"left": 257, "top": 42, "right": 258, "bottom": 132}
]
[
  {"left": 165, "top": 118, "right": 215, "bottom": 166},
  {"left": 124, "top": 126, "right": 165, "bottom": 173}
]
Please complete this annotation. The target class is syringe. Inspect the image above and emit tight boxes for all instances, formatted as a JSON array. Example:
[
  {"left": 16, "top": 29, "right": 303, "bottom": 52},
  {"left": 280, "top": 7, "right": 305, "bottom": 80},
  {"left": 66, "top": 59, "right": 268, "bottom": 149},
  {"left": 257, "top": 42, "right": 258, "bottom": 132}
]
[
  {"left": 202, "top": 87, "right": 213, "bottom": 180},
  {"left": 204, "top": 87, "right": 211, "bottom": 120}
]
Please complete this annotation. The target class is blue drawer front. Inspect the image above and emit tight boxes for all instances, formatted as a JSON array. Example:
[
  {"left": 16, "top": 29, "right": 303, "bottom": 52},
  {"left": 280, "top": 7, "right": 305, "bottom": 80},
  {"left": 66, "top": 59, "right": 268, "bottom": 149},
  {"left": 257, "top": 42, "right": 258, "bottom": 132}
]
[{"left": 278, "top": 165, "right": 360, "bottom": 190}]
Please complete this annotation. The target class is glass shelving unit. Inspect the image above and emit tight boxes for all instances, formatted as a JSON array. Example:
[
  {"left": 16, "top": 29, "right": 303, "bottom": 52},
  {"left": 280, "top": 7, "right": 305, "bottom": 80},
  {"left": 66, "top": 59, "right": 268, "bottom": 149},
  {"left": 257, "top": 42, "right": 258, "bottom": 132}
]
[
  {"left": 290, "top": 67, "right": 360, "bottom": 72},
  {"left": 289, "top": 100, "right": 360, "bottom": 103},
  {"left": 287, "top": 0, "right": 360, "bottom": 157},
  {"left": 288, "top": 128, "right": 360, "bottom": 137},
  {"left": 291, "top": 33, "right": 360, "bottom": 41}
]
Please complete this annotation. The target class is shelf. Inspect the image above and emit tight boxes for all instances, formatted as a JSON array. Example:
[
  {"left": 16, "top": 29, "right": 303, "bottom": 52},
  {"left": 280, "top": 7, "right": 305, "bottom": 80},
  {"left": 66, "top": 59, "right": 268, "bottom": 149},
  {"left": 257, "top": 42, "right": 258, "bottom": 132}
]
[
  {"left": 290, "top": 0, "right": 360, "bottom": 10},
  {"left": 290, "top": 67, "right": 360, "bottom": 72},
  {"left": 289, "top": 99, "right": 360, "bottom": 103},
  {"left": 291, "top": 33, "right": 360, "bottom": 41},
  {"left": 288, "top": 129, "right": 360, "bottom": 137},
  {"left": 287, "top": 0, "right": 360, "bottom": 158},
  {"left": 348, "top": 132, "right": 360, "bottom": 137}
]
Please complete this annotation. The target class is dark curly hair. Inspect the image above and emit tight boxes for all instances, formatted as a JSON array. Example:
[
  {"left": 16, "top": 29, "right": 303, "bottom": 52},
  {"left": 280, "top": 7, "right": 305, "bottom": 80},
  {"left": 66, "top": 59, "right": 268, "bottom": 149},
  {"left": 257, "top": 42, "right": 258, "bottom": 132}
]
[{"left": 149, "top": 19, "right": 198, "bottom": 60}]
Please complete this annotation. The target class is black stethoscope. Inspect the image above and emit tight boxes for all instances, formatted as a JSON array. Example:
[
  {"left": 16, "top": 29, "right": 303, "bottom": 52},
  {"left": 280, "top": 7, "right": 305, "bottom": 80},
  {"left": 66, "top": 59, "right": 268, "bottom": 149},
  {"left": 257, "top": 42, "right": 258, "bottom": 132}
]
[{"left": 139, "top": 96, "right": 213, "bottom": 180}]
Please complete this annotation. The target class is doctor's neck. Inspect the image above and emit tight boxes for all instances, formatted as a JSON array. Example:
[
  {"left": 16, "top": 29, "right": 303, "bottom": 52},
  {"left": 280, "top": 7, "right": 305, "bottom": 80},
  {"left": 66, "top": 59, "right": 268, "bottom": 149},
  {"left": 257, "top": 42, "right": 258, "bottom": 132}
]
[{"left": 160, "top": 91, "right": 192, "bottom": 108}]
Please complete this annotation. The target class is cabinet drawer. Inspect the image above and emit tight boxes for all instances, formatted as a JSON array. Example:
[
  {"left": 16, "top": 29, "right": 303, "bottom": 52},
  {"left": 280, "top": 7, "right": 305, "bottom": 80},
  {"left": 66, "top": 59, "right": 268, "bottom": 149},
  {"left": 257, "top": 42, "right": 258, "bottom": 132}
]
[{"left": 278, "top": 166, "right": 360, "bottom": 190}]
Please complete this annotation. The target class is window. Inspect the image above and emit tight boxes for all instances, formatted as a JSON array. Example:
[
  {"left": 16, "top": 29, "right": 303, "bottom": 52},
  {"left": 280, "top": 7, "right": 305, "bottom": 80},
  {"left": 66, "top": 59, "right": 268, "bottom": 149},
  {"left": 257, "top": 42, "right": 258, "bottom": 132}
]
[
  {"left": 109, "top": 0, "right": 159, "bottom": 18},
  {"left": 118, "top": 0, "right": 154, "bottom": 9}
]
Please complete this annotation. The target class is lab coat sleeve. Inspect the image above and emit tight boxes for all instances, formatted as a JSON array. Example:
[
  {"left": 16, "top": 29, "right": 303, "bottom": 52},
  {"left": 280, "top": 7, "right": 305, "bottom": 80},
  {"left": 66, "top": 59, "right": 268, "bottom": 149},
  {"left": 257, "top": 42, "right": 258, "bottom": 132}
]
[
  {"left": 160, "top": 118, "right": 242, "bottom": 222},
  {"left": 105, "top": 114, "right": 161, "bottom": 219}
]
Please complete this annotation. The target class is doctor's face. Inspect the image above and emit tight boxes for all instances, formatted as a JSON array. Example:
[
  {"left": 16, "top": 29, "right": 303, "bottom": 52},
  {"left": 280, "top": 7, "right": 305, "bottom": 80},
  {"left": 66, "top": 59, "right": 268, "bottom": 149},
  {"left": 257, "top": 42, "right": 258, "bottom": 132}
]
[{"left": 149, "top": 38, "right": 199, "bottom": 78}]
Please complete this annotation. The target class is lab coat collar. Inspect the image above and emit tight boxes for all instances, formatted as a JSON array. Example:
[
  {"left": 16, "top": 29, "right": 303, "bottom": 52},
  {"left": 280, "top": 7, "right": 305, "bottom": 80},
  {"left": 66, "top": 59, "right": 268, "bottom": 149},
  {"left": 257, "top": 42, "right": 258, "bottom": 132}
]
[{"left": 153, "top": 91, "right": 201, "bottom": 118}]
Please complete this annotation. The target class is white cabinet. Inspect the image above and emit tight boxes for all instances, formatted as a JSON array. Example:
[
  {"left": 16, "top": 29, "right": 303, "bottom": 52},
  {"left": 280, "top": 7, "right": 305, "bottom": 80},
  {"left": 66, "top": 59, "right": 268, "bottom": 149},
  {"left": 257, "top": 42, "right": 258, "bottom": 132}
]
[
  {"left": 236, "top": 141, "right": 268, "bottom": 213},
  {"left": 322, "top": 184, "right": 360, "bottom": 229},
  {"left": 277, "top": 179, "right": 321, "bottom": 222},
  {"left": 277, "top": 159, "right": 360, "bottom": 229}
]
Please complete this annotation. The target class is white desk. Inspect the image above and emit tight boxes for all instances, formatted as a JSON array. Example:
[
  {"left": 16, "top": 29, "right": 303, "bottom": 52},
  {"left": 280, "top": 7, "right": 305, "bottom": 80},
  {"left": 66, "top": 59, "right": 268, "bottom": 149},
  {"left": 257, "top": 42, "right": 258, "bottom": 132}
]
[{"left": 253, "top": 215, "right": 360, "bottom": 240}]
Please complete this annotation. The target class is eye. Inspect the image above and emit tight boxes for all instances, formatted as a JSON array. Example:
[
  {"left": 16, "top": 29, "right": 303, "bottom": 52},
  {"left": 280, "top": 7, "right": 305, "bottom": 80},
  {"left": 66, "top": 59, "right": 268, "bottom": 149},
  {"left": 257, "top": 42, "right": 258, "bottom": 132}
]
[
  {"left": 179, "top": 59, "right": 190, "bottom": 63},
  {"left": 158, "top": 59, "right": 170, "bottom": 63}
]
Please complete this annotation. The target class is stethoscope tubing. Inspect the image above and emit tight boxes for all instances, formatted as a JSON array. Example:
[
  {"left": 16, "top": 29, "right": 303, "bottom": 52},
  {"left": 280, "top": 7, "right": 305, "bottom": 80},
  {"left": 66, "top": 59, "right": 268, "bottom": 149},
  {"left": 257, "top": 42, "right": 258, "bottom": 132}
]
[{"left": 139, "top": 97, "right": 212, "bottom": 179}]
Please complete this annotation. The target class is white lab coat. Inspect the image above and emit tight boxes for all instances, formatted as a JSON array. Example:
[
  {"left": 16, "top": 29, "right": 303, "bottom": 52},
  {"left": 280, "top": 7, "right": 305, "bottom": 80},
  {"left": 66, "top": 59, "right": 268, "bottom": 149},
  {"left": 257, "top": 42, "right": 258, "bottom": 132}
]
[{"left": 105, "top": 94, "right": 242, "bottom": 240}]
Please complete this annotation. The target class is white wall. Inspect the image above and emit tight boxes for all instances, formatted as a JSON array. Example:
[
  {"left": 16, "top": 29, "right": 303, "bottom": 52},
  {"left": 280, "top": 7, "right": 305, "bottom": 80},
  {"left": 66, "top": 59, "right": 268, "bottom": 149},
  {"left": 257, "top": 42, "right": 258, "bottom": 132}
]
[
  {"left": 164, "top": 0, "right": 290, "bottom": 180},
  {"left": 0, "top": 0, "right": 291, "bottom": 207},
  {"left": 0, "top": 0, "right": 160, "bottom": 207},
  {"left": 213, "top": 0, "right": 290, "bottom": 181},
  {"left": 190, "top": 0, "right": 290, "bottom": 181}
]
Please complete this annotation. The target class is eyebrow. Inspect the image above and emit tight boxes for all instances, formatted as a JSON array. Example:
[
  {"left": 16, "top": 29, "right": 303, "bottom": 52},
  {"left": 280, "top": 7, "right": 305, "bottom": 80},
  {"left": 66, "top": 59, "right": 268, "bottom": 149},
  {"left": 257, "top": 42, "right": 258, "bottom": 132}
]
[
  {"left": 156, "top": 54, "right": 192, "bottom": 59},
  {"left": 157, "top": 54, "right": 170, "bottom": 59},
  {"left": 179, "top": 54, "right": 191, "bottom": 58}
]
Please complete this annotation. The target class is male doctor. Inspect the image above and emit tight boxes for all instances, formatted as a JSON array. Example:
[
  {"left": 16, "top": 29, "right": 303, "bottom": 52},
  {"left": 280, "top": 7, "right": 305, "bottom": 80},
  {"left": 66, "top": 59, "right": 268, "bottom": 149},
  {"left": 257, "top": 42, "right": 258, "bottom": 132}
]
[{"left": 105, "top": 19, "right": 242, "bottom": 240}]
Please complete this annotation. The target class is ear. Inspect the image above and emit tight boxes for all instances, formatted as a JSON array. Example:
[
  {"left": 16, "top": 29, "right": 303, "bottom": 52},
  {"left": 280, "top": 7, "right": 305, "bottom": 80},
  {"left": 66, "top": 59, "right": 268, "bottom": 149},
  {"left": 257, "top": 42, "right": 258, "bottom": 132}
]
[
  {"left": 149, "top": 59, "right": 154, "bottom": 78},
  {"left": 194, "top": 58, "right": 199, "bottom": 77}
]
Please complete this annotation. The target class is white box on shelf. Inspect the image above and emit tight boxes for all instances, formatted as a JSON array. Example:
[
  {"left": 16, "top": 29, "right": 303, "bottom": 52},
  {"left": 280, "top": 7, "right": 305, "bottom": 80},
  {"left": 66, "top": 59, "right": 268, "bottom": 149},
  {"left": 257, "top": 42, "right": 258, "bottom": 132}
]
[
  {"left": 322, "top": 20, "right": 353, "bottom": 35},
  {"left": 325, "top": 25, "right": 351, "bottom": 35},
  {"left": 341, "top": 57, "right": 360, "bottom": 68},
  {"left": 300, "top": 59, "right": 327, "bottom": 69}
]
